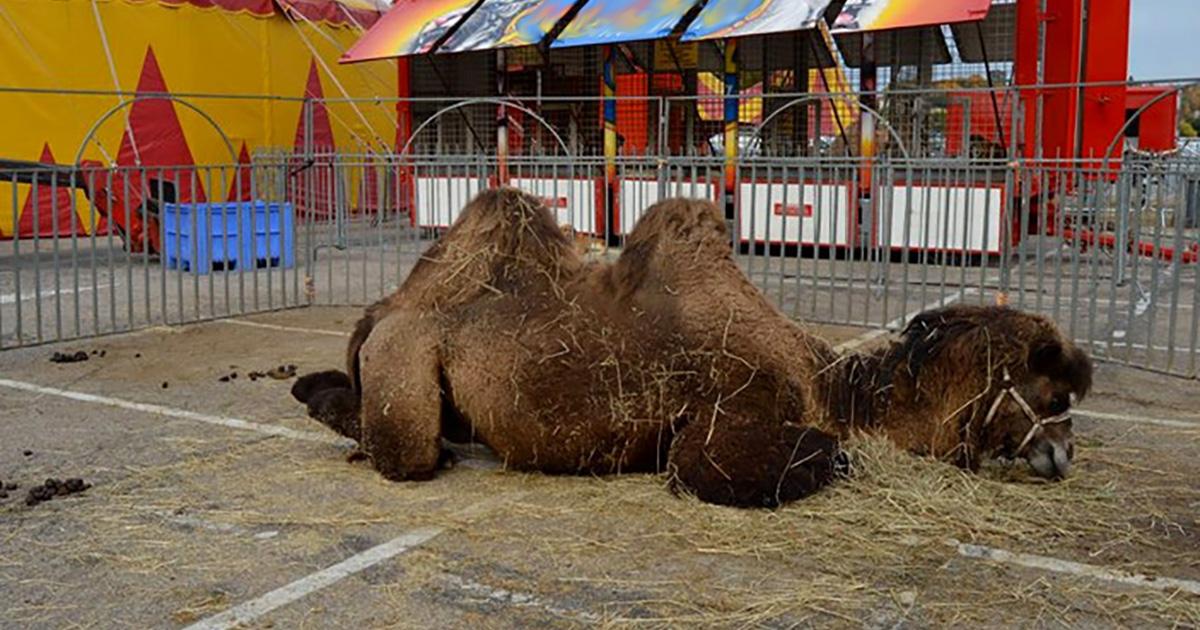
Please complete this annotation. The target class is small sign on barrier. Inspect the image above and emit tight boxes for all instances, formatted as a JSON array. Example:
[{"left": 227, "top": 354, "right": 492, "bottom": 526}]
[{"left": 773, "top": 202, "right": 814, "bottom": 218}]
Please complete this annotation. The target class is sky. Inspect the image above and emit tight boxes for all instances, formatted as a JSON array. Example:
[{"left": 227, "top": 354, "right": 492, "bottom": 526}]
[{"left": 1127, "top": 0, "right": 1199, "bottom": 80}]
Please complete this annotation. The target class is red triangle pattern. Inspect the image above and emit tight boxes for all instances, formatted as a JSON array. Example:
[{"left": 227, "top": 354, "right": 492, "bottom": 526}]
[
  {"left": 293, "top": 59, "right": 336, "bottom": 152},
  {"left": 17, "top": 143, "right": 105, "bottom": 238},
  {"left": 226, "top": 142, "right": 253, "bottom": 202},
  {"left": 117, "top": 46, "right": 206, "bottom": 203}
]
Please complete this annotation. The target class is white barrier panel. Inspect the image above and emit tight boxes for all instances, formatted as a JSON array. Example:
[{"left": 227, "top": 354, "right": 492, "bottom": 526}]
[
  {"left": 511, "top": 177, "right": 597, "bottom": 234},
  {"left": 415, "top": 176, "right": 483, "bottom": 228},
  {"left": 877, "top": 185, "right": 1004, "bottom": 254},
  {"left": 738, "top": 182, "right": 852, "bottom": 246},
  {"left": 620, "top": 179, "right": 716, "bottom": 235}
]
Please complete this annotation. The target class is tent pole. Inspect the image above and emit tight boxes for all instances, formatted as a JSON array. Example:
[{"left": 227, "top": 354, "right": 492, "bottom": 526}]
[
  {"left": 602, "top": 45, "right": 618, "bottom": 245},
  {"left": 723, "top": 38, "right": 739, "bottom": 223}
]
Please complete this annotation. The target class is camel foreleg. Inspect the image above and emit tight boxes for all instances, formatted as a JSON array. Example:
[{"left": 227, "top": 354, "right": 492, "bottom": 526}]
[{"left": 359, "top": 317, "right": 445, "bottom": 481}]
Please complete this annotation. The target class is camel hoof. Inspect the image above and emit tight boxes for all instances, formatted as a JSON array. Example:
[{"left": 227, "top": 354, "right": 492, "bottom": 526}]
[{"left": 291, "top": 370, "right": 353, "bottom": 404}]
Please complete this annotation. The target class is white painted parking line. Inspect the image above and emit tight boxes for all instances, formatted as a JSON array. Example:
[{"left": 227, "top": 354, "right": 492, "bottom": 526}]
[
  {"left": 953, "top": 540, "right": 1200, "bottom": 597},
  {"left": 186, "top": 493, "right": 525, "bottom": 630},
  {"left": 1082, "top": 338, "right": 1189, "bottom": 355},
  {"left": 1074, "top": 409, "right": 1200, "bottom": 430},
  {"left": 834, "top": 290, "right": 965, "bottom": 352},
  {"left": 442, "top": 574, "right": 602, "bottom": 623},
  {"left": 0, "top": 378, "right": 349, "bottom": 446},
  {"left": 185, "top": 527, "right": 444, "bottom": 630},
  {"left": 217, "top": 319, "right": 351, "bottom": 337},
  {"left": 158, "top": 511, "right": 279, "bottom": 540},
  {"left": 0, "top": 283, "right": 110, "bottom": 305}
]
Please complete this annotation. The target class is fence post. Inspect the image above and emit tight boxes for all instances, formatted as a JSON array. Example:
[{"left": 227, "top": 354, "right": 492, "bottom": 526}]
[
  {"left": 302, "top": 97, "right": 315, "bottom": 301},
  {"left": 657, "top": 97, "right": 669, "bottom": 199}
]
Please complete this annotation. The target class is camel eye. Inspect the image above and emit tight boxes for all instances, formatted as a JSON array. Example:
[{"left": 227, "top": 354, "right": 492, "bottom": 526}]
[{"left": 1048, "top": 394, "right": 1070, "bottom": 414}]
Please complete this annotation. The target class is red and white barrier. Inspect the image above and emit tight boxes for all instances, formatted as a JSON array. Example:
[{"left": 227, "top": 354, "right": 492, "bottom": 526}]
[
  {"left": 876, "top": 185, "right": 1005, "bottom": 254},
  {"left": 738, "top": 182, "right": 853, "bottom": 246}
]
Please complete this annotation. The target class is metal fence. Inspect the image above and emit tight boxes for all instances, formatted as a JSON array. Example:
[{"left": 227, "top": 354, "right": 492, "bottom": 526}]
[{"left": 3, "top": 89, "right": 1200, "bottom": 379}]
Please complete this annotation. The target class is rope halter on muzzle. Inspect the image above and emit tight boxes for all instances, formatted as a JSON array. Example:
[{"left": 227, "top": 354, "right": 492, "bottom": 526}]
[{"left": 981, "top": 367, "right": 1072, "bottom": 457}]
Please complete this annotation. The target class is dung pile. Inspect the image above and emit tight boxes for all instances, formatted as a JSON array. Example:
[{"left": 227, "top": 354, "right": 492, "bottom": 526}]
[{"left": 25, "top": 477, "right": 91, "bottom": 506}]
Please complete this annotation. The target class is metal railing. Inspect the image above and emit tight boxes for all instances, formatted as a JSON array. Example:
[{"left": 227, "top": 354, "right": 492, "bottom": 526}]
[{"left": 3, "top": 86, "right": 1199, "bottom": 379}]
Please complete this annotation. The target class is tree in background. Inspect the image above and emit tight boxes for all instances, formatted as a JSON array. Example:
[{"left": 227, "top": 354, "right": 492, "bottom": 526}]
[{"left": 1180, "top": 85, "right": 1200, "bottom": 137}]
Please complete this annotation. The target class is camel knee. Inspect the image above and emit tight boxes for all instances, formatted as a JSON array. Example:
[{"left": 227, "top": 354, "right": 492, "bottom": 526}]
[
  {"left": 360, "top": 396, "right": 443, "bottom": 482},
  {"left": 667, "top": 418, "right": 845, "bottom": 508}
]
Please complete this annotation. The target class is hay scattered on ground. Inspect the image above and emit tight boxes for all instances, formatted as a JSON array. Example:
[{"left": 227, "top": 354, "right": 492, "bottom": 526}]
[
  {"left": 2, "top": 432, "right": 1196, "bottom": 627},
  {"left": 425, "top": 435, "right": 1200, "bottom": 627}
]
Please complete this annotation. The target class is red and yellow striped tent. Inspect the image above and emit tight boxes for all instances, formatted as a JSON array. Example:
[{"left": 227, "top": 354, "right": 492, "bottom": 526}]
[{"left": 0, "top": 0, "right": 399, "bottom": 238}]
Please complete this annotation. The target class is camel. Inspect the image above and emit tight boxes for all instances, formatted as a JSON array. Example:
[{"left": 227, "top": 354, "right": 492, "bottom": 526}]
[{"left": 292, "top": 188, "right": 1092, "bottom": 508}]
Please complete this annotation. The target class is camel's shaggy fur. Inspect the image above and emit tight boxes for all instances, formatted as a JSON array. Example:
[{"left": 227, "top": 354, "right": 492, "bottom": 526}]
[
  {"left": 816, "top": 305, "right": 1092, "bottom": 473},
  {"left": 293, "top": 188, "right": 1092, "bottom": 508}
]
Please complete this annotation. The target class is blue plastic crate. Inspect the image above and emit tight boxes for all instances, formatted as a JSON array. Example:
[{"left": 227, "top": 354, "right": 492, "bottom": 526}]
[{"left": 162, "top": 201, "right": 295, "bottom": 274}]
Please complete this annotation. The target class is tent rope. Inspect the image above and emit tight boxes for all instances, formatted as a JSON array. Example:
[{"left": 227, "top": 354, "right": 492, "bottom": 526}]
[
  {"left": 278, "top": 1, "right": 390, "bottom": 153},
  {"left": 90, "top": 0, "right": 141, "bottom": 167}
]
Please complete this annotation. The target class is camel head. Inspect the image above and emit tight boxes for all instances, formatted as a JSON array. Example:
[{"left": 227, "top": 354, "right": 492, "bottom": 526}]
[{"left": 834, "top": 305, "right": 1093, "bottom": 478}]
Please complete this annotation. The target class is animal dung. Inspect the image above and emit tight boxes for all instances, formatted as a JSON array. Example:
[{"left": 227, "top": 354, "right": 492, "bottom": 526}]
[
  {"left": 217, "top": 371, "right": 241, "bottom": 383},
  {"left": 22, "top": 450, "right": 33, "bottom": 457},
  {"left": 24, "top": 477, "right": 90, "bottom": 506},
  {"left": 245, "top": 365, "right": 294, "bottom": 382},
  {"left": 161, "top": 381, "right": 169, "bottom": 389},
  {"left": 50, "top": 350, "right": 89, "bottom": 363},
  {"left": 266, "top": 364, "right": 297, "bottom": 380}
]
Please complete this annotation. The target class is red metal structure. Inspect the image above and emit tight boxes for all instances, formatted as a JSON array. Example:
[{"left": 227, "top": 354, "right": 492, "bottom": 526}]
[
  {"left": 1014, "top": 0, "right": 1131, "bottom": 162},
  {"left": 1125, "top": 86, "right": 1180, "bottom": 152}
]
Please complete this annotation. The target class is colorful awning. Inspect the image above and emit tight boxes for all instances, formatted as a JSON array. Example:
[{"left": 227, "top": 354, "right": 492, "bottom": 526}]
[
  {"left": 681, "top": 0, "right": 832, "bottom": 42},
  {"left": 342, "top": 0, "right": 481, "bottom": 62},
  {"left": 831, "top": 0, "right": 992, "bottom": 33},
  {"left": 342, "top": 0, "right": 997, "bottom": 62},
  {"left": 550, "top": 0, "right": 703, "bottom": 49},
  {"left": 439, "top": 0, "right": 578, "bottom": 54}
]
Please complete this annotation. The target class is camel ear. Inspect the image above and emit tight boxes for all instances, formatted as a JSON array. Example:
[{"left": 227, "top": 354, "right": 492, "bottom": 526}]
[
  {"left": 1028, "top": 341, "right": 1064, "bottom": 375},
  {"left": 1029, "top": 340, "right": 1094, "bottom": 399}
]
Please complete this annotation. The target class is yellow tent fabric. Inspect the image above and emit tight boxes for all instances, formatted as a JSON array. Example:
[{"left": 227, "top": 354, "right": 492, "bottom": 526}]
[{"left": 0, "top": 0, "right": 397, "bottom": 237}]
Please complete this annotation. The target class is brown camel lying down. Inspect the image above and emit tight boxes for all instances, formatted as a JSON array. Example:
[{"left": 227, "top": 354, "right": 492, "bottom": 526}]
[{"left": 292, "top": 188, "right": 1092, "bottom": 508}]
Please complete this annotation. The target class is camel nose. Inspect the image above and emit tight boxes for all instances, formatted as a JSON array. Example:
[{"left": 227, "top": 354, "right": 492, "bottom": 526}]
[{"left": 1027, "top": 438, "right": 1072, "bottom": 479}]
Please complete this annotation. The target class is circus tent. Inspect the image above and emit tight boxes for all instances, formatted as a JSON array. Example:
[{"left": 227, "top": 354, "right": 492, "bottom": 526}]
[{"left": 0, "top": 0, "right": 399, "bottom": 239}]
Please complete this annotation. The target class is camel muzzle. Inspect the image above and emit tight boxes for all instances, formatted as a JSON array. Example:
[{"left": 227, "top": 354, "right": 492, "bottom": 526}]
[
  {"left": 1026, "top": 435, "right": 1073, "bottom": 479},
  {"left": 983, "top": 368, "right": 1075, "bottom": 480}
]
